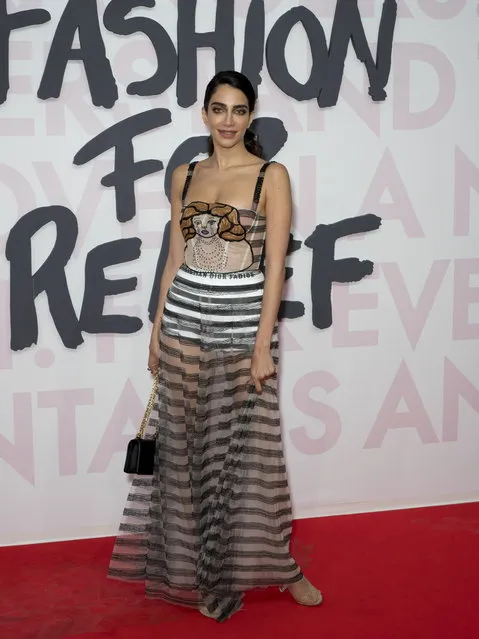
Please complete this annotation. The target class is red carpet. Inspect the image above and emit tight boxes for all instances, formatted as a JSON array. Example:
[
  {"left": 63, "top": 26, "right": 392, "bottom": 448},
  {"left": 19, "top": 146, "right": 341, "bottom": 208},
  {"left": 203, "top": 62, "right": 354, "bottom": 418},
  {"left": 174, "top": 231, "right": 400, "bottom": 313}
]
[{"left": 1, "top": 503, "right": 478, "bottom": 639}]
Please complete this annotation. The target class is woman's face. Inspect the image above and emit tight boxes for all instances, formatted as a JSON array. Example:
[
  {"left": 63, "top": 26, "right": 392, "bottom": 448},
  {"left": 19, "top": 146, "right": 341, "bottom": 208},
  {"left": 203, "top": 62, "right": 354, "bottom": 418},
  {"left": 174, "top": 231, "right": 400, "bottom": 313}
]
[
  {"left": 202, "top": 84, "right": 253, "bottom": 150},
  {"left": 193, "top": 214, "right": 220, "bottom": 238}
]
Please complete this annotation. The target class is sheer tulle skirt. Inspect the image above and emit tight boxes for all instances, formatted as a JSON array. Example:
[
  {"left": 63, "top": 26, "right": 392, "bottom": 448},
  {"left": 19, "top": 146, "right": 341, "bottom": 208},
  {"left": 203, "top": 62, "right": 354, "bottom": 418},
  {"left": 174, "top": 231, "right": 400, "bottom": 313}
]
[{"left": 108, "top": 265, "right": 302, "bottom": 622}]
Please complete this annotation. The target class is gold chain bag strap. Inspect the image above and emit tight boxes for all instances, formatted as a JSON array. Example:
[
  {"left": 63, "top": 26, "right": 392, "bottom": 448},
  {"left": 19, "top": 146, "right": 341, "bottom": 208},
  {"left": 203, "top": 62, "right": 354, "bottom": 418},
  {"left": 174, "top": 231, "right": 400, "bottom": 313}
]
[{"left": 123, "top": 374, "right": 159, "bottom": 475}]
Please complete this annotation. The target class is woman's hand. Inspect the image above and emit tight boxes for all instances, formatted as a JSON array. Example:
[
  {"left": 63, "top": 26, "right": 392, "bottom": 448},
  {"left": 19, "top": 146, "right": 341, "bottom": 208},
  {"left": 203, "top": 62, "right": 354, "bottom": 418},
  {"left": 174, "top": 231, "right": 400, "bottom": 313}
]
[
  {"left": 251, "top": 346, "right": 276, "bottom": 394},
  {"left": 148, "top": 335, "right": 160, "bottom": 376}
]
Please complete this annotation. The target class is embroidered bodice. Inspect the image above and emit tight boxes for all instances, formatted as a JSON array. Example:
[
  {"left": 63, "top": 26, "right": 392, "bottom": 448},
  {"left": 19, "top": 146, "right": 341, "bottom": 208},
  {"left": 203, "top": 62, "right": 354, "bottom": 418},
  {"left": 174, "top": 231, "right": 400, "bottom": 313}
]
[{"left": 179, "top": 162, "right": 270, "bottom": 273}]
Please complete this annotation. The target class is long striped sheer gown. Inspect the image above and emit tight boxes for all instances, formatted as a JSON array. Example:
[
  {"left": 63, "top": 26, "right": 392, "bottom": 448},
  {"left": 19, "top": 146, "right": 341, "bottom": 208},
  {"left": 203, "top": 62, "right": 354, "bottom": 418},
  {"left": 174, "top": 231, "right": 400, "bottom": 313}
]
[{"left": 108, "top": 161, "right": 303, "bottom": 622}]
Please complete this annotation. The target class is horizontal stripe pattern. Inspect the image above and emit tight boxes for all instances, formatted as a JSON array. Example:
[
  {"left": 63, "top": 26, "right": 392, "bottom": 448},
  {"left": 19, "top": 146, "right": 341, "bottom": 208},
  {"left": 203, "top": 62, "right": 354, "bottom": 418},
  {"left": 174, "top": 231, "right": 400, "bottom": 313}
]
[
  {"left": 108, "top": 265, "right": 302, "bottom": 622},
  {"left": 162, "top": 266, "right": 265, "bottom": 347}
]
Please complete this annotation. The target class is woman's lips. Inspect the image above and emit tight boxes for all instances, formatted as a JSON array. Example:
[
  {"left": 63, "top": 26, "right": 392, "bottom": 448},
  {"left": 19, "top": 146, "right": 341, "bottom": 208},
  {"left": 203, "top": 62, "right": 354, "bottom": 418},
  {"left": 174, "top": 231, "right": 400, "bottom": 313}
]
[{"left": 218, "top": 129, "right": 237, "bottom": 138}]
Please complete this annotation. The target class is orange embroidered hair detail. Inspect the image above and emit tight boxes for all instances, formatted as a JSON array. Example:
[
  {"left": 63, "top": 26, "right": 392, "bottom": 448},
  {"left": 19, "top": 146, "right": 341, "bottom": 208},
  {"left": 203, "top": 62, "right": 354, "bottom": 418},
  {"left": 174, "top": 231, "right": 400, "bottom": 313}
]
[{"left": 181, "top": 203, "right": 246, "bottom": 242}]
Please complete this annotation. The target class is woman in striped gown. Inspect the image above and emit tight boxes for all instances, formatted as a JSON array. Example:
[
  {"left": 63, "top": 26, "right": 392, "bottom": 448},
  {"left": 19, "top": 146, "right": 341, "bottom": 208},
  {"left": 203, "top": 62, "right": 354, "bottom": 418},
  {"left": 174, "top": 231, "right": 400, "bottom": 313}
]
[{"left": 108, "top": 71, "right": 322, "bottom": 622}]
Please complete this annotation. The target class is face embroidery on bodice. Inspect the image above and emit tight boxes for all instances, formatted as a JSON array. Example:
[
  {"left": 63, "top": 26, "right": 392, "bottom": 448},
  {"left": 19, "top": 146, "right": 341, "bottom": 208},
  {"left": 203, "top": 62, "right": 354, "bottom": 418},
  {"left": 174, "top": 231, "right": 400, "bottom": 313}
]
[
  {"left": 181, "top": 202, "right": 254, "bottom": 272},
  {"left": 192, "top": 214, "right": 220, "bottom": 238}
]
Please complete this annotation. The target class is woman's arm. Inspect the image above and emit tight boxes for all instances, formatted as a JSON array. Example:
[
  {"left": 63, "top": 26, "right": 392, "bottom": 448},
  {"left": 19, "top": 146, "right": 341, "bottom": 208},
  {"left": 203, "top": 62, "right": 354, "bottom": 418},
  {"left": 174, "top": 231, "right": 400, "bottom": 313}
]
[
  {"left": 251, "top": 162, "right": 292, "bottom": 393},
  {"left": 148, "top": 164, "right": 188, "bottom": 373}
]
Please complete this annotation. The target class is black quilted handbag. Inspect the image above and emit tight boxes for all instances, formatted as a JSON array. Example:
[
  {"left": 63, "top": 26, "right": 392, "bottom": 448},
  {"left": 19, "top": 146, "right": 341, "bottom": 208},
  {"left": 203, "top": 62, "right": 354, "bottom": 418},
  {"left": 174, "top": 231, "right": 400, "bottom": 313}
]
[{"left": 123, "top": 375, "right": 159, "bottom": 475}]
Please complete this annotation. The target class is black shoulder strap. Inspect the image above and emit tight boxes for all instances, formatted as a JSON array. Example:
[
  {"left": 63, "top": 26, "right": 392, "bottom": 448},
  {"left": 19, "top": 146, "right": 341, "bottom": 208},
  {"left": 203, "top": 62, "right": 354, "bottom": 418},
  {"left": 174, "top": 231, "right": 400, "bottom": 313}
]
[
  {"left": 181, "top": 161, "right": 198, "bottom": 204},
  {"left": 252, "top": 162, "right": 271, "bottom": 212}
]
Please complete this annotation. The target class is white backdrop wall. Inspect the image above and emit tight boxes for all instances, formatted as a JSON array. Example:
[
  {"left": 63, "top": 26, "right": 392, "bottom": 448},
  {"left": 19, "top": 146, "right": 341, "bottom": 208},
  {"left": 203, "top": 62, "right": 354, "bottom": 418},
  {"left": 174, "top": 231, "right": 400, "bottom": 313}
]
[{"left": 1, "top": 0, "right": 478, "bottom": 546}]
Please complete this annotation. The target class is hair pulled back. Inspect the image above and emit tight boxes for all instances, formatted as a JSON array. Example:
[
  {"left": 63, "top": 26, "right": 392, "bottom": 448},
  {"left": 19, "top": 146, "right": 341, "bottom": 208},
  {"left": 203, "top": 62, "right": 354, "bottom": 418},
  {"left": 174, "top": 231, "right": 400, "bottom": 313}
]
[{"left": 203, "top": 70, "right": 263, "bottom": 158}]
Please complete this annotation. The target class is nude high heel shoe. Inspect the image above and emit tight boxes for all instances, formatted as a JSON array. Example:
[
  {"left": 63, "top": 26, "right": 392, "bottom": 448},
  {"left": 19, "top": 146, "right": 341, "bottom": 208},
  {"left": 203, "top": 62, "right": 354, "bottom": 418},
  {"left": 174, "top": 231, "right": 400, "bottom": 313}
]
[
  {"left": 279, "top": 577, "right": 323, "bottom": 606},
  {"left": 199, "top": 605, "right": 218, "bottom": 619}
]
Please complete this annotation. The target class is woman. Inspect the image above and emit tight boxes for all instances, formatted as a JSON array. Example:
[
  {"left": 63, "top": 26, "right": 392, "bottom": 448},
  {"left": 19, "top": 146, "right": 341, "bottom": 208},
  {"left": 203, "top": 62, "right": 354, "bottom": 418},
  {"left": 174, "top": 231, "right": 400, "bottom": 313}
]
[{"left": 109, "top": 70, "right": 322, "bottom": 622}]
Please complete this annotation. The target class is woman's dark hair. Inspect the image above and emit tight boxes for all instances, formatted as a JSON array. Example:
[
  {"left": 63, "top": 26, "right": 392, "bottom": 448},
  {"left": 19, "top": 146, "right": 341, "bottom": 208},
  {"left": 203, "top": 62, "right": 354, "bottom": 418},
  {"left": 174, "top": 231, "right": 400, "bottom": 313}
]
[{"left": 203, "top": 70, "right": 263, "bottom": 159}]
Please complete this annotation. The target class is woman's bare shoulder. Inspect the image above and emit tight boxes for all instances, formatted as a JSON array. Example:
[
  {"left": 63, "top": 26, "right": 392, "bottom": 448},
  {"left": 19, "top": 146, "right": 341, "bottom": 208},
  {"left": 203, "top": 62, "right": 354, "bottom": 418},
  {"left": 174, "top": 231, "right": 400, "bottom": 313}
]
[
  {"left": 172, "top": 163, "right": 190, "bottom": 182},
  {"left": 266, "top": 161, "right": 289, "bottom": 179},
  {"left": 263, "top": 162, "right": 291, "bottom": 197}
]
